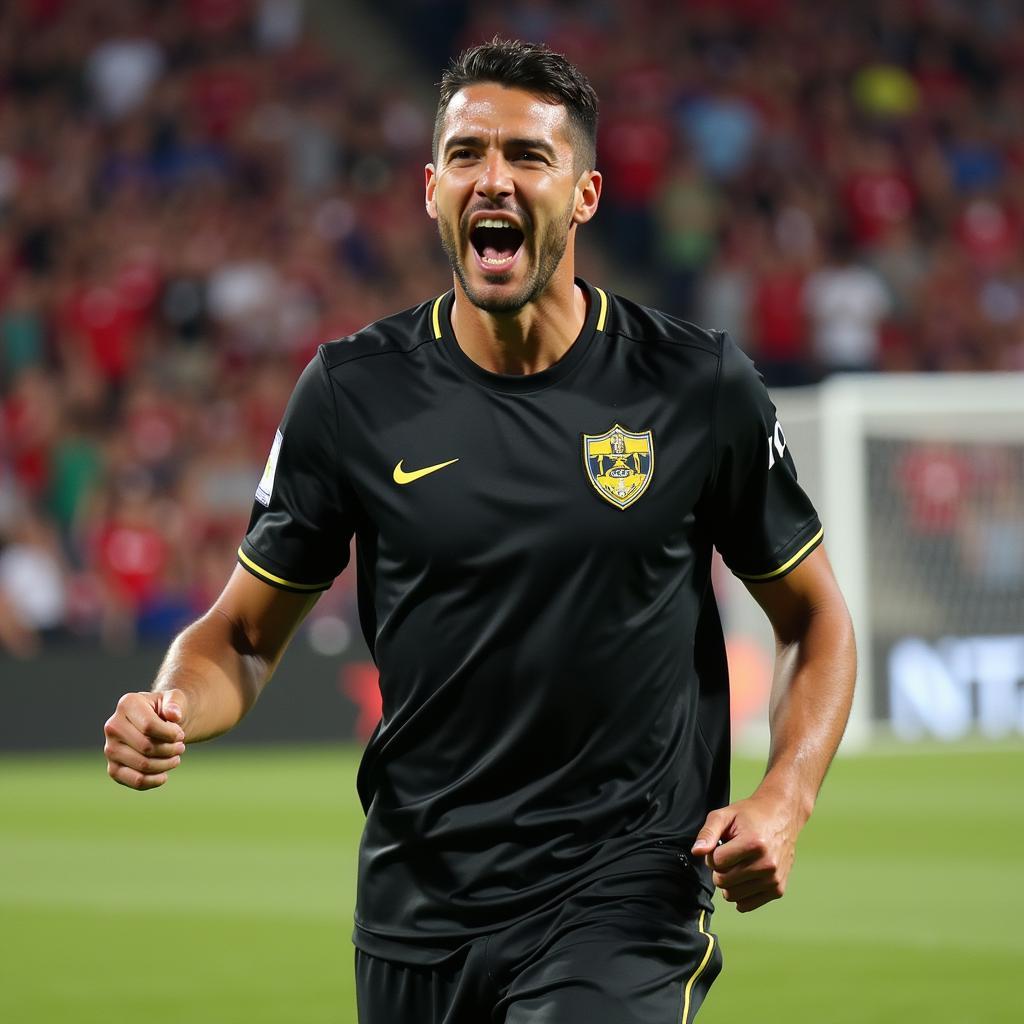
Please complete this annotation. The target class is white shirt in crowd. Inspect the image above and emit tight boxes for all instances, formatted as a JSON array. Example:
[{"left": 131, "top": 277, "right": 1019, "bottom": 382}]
[
  {"left": 803, "top": 264, "right": 892, "bottom": 371},
  {"left": 0, "top": 543, "right": 65, "bottom": 631}
]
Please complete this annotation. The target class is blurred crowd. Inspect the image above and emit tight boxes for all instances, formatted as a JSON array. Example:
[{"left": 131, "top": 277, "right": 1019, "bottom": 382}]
[
  {"left": 447, "top": 0, "right": 1024, "bottom": 380},
  {"left": 3, "top": 0, "right": 1024, "bottom": 653},
  {"left": 0, "top": 0, "right": 444, "bottom": 654}
]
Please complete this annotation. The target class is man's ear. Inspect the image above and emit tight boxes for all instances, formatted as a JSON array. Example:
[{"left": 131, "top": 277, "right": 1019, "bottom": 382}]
[
  {"left": 573, "top": 169, "right": 602, "bottom": 225},
  {"left": 425, "top": 164, "right": 438, "bottom": 220}
]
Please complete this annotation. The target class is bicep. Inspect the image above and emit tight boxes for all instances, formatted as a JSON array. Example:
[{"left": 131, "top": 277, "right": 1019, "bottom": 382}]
[
  {"left": 211, "top": 564, "right": 321, "bottom": 666},
  {"left": 742, "top": 546, "right": 848, "bottom": 646}
]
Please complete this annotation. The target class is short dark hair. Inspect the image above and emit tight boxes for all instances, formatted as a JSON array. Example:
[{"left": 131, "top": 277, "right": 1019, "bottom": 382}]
[{"left": 433, "top": 37, "right": 599, "bottom": 173}]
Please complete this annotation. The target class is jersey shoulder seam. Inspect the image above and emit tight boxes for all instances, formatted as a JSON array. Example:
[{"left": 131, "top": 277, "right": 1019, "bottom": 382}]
[
  {"left": 319, "top": 298, "right": 444, "bottom": 372},
  {"left": 322, "top": 335, "right": 437, "bottom": 374},
  {"left": 316, "top": 344, "right": 342, "bottom": 453},
  {"left": 709, "top": 329, "right": 726, "bottom": 494},
  {"left": 604, "top": 326, "right": 722, "bottom": 357},
  {"left": 599, "top": 289, "right": 724, "bottom": 356}
]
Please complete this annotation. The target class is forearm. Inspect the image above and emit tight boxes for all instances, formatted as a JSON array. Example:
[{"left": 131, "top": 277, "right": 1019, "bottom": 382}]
[
  {"left": 106, "top": 569, "right": 317, "bottom": 790},
  {"left": 696, "top": 551, "right": 855, "bottom": 910},
  {"left": 756, "top": 597, "right": 857, "bottom": 822},
  {"left": 152, "top": 608, "right": 275, "bottom": 743}
]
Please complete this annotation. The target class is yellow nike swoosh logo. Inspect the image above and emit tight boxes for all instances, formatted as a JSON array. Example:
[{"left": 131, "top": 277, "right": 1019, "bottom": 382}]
[{"left": 393, "top": 458, "right": 460, "bottom": 484}]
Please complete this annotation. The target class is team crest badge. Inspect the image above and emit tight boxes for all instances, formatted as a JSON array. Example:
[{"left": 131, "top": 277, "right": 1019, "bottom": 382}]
[{"left": 583, "top": 424, "right": 655, "bottom": 509}]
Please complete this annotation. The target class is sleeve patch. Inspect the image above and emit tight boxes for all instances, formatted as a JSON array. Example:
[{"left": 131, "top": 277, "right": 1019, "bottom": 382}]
[{"left": 255, "top": 429, "right": 283, "bottom": 507}]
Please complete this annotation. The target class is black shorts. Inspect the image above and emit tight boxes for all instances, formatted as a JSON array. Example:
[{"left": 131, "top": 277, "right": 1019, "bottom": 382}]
[{"left": 354, "top": 846, "right": 723, "bottom": 1024}]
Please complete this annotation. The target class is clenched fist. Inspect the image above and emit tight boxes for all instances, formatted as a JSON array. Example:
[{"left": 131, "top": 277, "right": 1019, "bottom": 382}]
[
  {"left": 691, "top": 790, "right": 806, "bottom": 913},
  {"left": 103, "top": 690, "right": 188, "bottom": 790}
]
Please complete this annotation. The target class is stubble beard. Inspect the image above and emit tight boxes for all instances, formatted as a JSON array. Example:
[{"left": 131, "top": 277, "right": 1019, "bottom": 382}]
[{"left": 437, "top": 200, "right": 575, "bottom": 315}]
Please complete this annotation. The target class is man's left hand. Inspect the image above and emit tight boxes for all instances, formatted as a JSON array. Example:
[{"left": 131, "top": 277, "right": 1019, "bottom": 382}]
[{"left": 690, "top": 793, "right": 805, "bottom": 913}]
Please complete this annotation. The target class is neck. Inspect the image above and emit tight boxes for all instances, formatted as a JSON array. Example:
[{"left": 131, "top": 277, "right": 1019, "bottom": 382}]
[{"left": 450, "top": 259, "right": 588, "bottom": 375}]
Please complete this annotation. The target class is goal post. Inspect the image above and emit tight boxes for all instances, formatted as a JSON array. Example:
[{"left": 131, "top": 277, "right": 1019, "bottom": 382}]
[{"left": 722, "top": 372, "right": 1024, "bottom": 752}]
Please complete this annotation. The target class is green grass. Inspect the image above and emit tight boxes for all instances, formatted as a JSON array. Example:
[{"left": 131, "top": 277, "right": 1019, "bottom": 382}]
[{"left": 1, "top": 743, "right": 1021, "bottom": 1022}]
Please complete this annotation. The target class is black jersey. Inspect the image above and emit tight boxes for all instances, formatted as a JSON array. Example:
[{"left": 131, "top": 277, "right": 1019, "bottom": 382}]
[{"left": 239, "top": 279, "right": 822, "bottom": 963}]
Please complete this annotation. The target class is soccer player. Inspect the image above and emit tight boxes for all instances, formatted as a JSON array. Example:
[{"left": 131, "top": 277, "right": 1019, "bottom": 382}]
[{"left": 103, "top": 39, "right": 856, "bottom": 1023}]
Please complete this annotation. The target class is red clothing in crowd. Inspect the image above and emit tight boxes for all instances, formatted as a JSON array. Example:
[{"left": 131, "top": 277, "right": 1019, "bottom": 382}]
[
  {"left": 752, "top": 268, "right": 807, "bottom": 362},
  {"left": 94, "top": 519, "right": 169, "bottom": 608},
  {"left": 842, "top": 169, "right": 916, "bottom": 245}
]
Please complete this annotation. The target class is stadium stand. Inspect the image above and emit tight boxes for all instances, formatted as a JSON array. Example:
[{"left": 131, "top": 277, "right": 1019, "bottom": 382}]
[{"left": 2, "top": 0, "right": 1023, "bottom": 652}]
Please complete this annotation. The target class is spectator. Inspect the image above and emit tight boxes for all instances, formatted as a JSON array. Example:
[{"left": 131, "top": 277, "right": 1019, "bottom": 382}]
[
  {"left": 654, "top": 148, "right": 719, "bottom": 318},
  {"left": 85, "top": 19, "right": 165, "bottom": 122},
  {"left": 803, "top": 232, "right": 891, "bottom": 375},
  {"left": 679, "top": 76, "right": 762, "bottom": 183},
  {"left": 749, "top": 232, "right": 811, "bottom": 387},
  {"left": 0, "top": 511, "right": 68, "bottom": 656}
]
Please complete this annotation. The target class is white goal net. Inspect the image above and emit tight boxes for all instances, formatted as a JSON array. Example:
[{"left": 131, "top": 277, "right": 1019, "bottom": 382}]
[{"left": 721, "top": 373, "right": 1024, "bottom": 750}]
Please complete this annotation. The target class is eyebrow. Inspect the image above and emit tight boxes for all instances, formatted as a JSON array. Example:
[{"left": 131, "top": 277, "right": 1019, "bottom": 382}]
[{"left": 443, "top": 136, "right": 559, "bottom": 160}]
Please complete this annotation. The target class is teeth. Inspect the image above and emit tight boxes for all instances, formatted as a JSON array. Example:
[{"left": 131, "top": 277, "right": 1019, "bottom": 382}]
[
  {"left": 476, "top": 218, "right": 517, "bottom": 229},
  {"left": 482, "top": 253, "right": 516, "bottom": 265}
]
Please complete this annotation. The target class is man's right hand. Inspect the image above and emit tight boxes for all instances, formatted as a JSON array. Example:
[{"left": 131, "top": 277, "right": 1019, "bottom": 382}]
[{"left": 103, "top": 690, "right": 188, "bottom": 791}]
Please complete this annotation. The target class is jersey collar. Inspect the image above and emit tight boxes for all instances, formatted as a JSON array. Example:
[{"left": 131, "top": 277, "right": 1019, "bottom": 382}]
[{"left": 431, "top": 278, "right": 607, "bottom": 395}]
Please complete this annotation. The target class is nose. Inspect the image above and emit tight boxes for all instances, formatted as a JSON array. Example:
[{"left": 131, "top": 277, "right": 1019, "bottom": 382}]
[{"left": 475, "top": 150, "right": 513, "bottom": 202}]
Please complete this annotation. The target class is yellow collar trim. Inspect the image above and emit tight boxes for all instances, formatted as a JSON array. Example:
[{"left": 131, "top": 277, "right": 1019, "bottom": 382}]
[{"left": 431, "top": 284, "right": 606, "bottom": 339}]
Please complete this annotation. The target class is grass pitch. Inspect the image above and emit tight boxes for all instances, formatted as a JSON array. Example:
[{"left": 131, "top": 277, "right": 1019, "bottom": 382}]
[{"left": 1, "top": 743, "right": 1020, "bottom": 1023}]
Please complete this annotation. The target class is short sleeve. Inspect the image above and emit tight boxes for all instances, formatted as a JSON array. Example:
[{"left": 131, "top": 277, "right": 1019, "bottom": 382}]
[
  {"left": 710, "top": 333, "right": 823, "bottom": 582},
  {"left": 238, "top": 349, "right": 354, "bottom": 592}
]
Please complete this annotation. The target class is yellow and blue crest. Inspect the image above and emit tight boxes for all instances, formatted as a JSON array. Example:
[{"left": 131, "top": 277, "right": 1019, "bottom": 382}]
[{"left": 583, "top": 424, "right": 655, "bottom": 509}]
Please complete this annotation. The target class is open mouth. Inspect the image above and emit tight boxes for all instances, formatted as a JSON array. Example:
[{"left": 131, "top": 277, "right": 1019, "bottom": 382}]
[{"left": 469, "top": 219, "right": 525, "bottom": 270}]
